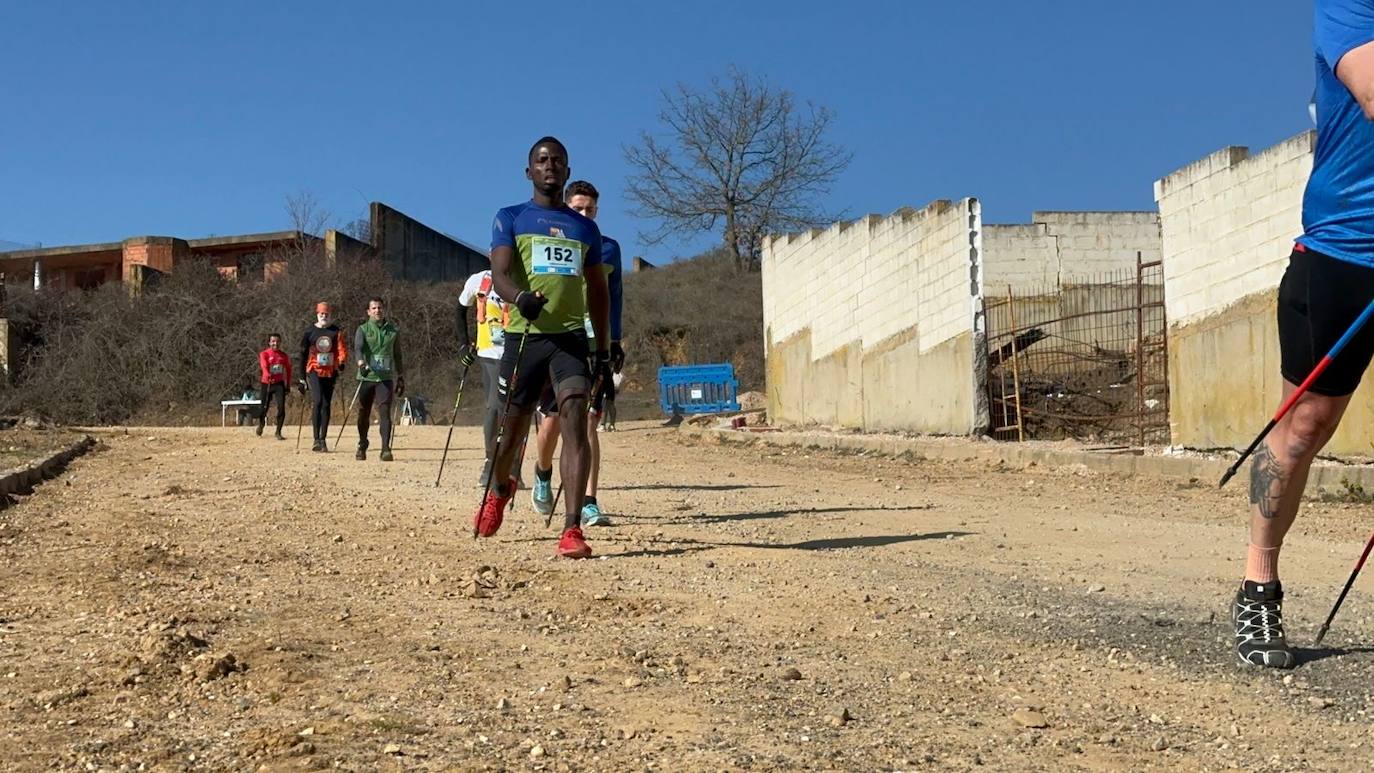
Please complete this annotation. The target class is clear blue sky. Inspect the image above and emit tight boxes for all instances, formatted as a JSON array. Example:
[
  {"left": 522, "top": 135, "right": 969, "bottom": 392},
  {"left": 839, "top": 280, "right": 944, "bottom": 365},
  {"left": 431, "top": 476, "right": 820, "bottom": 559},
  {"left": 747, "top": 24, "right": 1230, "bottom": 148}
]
[{"left": 0, "top": 1, "right": 1313, "bottom": 263}]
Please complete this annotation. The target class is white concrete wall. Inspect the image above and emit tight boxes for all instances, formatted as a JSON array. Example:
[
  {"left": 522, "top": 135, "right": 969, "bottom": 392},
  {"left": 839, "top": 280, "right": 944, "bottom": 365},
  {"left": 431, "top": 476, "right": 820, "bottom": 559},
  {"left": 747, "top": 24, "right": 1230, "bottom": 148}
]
[
  {"left": 763, "top": 199, "right": 978, "bottom": 362},
  {"left": 1150, "top": 131, "right": 1359, "bottom": 451},
  {"left": 762, "top": 198, "right": 984, "bottom": 434},
  {"left": 983, "top": 212, "right": 1161, "bottom": 295},
  {"left": 1155, "top": 132, "right": 1314, "bottom": 327}
]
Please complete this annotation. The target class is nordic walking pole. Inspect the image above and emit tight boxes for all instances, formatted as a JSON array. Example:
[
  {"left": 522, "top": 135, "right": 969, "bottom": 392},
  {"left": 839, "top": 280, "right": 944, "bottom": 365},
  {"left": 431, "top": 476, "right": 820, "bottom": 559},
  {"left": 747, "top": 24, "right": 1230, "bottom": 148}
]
[
  {"left": 1314, "top": 529, "right": 1374, "bottom": 646},
  {"left": 335, "top": 380, "right": 363, "bottom": 447},
  {"left": 435, "top": 361, "right": 473, "bottom": 487},
  {"left": 1220, "top": 297, "right": 1374, "bottom": 488},
  {"left": 294, "top": 384, "right": 308, "bottom": 452},
  {"left": 473, "top": 329, "right": 530, "bottom": 539}
]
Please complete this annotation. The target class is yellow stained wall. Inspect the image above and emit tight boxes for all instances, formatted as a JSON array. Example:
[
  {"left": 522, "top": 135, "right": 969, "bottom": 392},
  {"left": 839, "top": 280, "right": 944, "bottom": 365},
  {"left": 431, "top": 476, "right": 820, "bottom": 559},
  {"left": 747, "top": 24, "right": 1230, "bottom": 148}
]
[
  {"left": 1169, "top": 291, "right": 1374, "bottom": 457},
  {"left": 767, "top": 326, "right": 973, "bottom": 434}
]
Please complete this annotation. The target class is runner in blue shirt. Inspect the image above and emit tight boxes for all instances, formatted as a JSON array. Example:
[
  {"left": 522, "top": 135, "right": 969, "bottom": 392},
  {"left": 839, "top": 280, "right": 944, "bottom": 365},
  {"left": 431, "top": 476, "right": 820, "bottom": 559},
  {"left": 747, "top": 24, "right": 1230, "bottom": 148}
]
[
  {"left": 530, "top": 180, "right": 626, "bottom": 527},
  {"left": 1232, "top": 0, "right": 1374, "bottom": 669}
]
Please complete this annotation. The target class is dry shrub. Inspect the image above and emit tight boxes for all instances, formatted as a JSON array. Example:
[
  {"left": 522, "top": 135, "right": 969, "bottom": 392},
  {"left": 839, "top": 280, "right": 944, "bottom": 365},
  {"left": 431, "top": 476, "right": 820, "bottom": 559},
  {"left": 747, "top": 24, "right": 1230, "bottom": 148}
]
[
  {"left": 0, "top": 244, "right": 466, "bottom": 425},
  {"left": 620, "top": 247, "right": 763, "bottom": 395}
]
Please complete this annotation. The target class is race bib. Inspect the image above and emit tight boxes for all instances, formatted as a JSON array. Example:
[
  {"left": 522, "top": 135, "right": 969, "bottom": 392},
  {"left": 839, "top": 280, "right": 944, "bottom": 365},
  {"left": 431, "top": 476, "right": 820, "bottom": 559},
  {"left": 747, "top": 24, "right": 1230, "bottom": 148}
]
[
  {"left": 490, "top": 324, "right": 506, "bottom": 347},
  {"left": 315, "top": 352, "right": 333, "bottom": 367},
  {"left": 369, "top": 355, "right": 393, "bottom": 373},
  {"left": 269, "top": 363, "right": 284, "bottom": 375},
  {"left": 531, "top": 236, "right": 582, "bottom": 277}
]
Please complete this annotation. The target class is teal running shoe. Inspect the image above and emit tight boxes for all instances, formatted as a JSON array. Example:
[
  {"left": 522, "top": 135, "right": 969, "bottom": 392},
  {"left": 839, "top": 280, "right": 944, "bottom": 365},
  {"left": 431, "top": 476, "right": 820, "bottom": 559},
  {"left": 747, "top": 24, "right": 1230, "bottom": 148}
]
[
  {"left": 581, "top": 501, "right": 609, "bottom": 527},
  {"left": 532, "top": 476, "right": 554, "bottom": 515}
]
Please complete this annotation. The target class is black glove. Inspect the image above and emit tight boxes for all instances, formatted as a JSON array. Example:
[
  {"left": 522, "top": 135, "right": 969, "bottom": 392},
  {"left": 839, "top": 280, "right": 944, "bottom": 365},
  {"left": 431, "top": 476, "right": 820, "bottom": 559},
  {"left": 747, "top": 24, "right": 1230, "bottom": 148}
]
[
  {"left": 460, "top": 346, "right": 477, "bottom": 368},
  {"left": 295, "top": 379, "right": 307, "bottom": 395},
  {"left": 610, "top": 341, "right": 625, "bottom": 374},
  {"left": 592, "top": 349, "right": 613, "bottom": 394},
  {"left": 514, "top": 291, "right": 548, "bottom": 321},
  {"left": 395, "top": 377, "right": 406, "bottom": 398}
]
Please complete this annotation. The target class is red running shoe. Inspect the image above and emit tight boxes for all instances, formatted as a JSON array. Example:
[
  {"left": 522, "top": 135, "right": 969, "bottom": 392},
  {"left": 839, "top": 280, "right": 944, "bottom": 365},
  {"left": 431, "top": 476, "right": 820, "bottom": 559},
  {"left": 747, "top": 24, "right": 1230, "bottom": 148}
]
[
  {"left": 556, "top": 527, "right": 593, "bottom": 559},
  {"left": 473, "top": 477, "right": 516, "bottom": 538}
]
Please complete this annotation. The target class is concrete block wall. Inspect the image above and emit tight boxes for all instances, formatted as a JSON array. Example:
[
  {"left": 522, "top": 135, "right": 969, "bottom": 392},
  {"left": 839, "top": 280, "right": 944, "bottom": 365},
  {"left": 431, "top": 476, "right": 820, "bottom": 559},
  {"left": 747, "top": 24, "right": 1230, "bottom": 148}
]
[
  {"left": 762, "top": 198, "right": 984, "bottom": 435},
  {"left": 1152, "top": 130, "right": 1374, "bottom": 456},
  {"left": 983, "top": 212, "right": 1161, "bottom": 295}
]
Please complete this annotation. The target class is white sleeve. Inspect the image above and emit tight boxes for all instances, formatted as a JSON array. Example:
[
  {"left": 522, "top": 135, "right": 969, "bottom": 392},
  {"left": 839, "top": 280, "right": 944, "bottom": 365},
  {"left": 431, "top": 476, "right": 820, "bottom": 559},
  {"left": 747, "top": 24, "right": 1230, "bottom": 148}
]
[{"left": 458, "top": 273, "right": 482, "bottom": 306}]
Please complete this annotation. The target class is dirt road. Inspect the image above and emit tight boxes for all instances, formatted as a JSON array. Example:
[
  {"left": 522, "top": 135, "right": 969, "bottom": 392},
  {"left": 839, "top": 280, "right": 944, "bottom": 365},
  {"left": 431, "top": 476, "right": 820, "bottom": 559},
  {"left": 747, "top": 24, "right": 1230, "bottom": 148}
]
[{"left": 5, "top": 422, "right": 1374, "bottom": 771}]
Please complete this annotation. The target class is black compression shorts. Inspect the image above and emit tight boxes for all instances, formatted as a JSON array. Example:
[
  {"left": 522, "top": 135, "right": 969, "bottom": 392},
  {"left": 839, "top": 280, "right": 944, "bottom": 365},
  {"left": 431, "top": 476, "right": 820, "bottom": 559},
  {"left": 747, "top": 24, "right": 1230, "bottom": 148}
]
[
  {"left": 499, "top": 331, "right": 591, "bottom": 410},
  {"left": 1279, "top": 244, "right": 1374, "bottom": 396}
]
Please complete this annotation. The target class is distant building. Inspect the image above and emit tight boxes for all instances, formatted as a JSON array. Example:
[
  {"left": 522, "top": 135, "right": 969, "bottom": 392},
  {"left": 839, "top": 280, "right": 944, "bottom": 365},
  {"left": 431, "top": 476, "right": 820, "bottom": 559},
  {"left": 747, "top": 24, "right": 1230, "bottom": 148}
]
[
  {"left": 0, "top": 201, "right": 488, "bottom": 291},
  {"left": 631, "top": 256, "right": 655, "bottom": 272}
]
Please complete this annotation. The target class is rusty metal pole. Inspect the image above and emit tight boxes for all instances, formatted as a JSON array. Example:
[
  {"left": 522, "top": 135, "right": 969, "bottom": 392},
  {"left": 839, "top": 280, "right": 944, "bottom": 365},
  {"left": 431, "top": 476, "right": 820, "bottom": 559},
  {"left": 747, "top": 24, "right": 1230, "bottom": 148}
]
[
  {"left": 1006, "top": 285, "right": 1025, "bottom": 442},
  {"left": 1136, "top": 252, "right": 1146, "bottom": 448}
]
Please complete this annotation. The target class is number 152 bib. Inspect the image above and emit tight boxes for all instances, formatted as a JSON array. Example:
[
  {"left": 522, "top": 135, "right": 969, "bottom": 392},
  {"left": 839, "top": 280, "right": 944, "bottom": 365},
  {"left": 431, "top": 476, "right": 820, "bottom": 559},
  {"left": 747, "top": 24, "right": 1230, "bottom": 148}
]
[{"left": 531, "top": 236, "right": 582, "bottom": 277}]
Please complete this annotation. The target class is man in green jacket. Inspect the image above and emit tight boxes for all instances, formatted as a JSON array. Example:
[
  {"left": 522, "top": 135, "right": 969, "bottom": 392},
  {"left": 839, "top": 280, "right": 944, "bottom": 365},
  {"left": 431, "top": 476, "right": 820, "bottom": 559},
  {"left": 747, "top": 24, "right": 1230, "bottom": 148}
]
[{"left": 353, "top": 297, "right": 404, "bottom": 462}]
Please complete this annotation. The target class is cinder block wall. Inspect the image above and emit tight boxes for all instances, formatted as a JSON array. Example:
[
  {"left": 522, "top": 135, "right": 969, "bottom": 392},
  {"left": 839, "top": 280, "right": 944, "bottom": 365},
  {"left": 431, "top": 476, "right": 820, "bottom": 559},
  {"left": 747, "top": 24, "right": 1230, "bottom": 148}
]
[
  {"left": 983, "top": 212, "right": 1161, "bottom": 294},
  {"left": 1155, "top": 130, "right": 1374, "bottom": 456},
  {"left": 982, "top": 212, "right": 1162, "bottom": 360},
  {"left": 761, "top": 198, "right": 985, "bottom": 435}
]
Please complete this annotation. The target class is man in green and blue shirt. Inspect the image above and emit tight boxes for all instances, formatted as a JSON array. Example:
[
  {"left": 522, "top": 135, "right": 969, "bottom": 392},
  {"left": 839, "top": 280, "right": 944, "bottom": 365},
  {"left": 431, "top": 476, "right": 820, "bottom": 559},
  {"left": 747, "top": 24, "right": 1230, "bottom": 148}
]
[{"left": 474, "top": 136, "right": 612, "bottom": 560}]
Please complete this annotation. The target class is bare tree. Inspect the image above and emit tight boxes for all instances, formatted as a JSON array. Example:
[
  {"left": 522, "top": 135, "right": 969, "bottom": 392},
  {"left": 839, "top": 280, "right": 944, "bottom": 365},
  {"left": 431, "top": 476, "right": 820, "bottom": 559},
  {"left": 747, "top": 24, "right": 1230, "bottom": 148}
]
[
  {"left": 342, "top": 215, "right": 373, "bottom": 244},
  {"left": 284, "top": 191, "right": 331, "bottom": 237},
  {"left": 624, "top": 68, "right": 851, "bottom": 271}
]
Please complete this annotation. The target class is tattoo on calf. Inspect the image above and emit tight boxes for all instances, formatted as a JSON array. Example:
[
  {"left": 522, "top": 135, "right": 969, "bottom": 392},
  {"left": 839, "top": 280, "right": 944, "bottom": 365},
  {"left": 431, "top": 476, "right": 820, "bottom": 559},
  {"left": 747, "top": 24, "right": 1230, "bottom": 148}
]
[{"left": 1249, "top": 443, "right": 1285, "bottom": 520}]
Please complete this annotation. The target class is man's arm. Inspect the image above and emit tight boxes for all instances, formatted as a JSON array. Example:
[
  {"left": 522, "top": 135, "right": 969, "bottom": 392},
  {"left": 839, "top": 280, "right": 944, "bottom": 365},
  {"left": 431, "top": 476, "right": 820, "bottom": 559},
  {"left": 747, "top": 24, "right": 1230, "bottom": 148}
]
[
  {"left": 607, "top": 243, "right": 624, "bottom": 343},
  {"left": 1338, "top": 41, "right": 1374, "bottom": 120},
  {"left": 354, "top": 327, "right": 368, "bottom": 370},
  {"left": 298, "top": 330, "right": 311, "bottom": 377},
  {"left": 586, "top": 264, "right": 610, "bottom": 350},
  {"left": 457, "top": 296, "right": 473, "bottom": 352},
  {"left": 490, "top": 245, "right": 522, "bottom": 308}
]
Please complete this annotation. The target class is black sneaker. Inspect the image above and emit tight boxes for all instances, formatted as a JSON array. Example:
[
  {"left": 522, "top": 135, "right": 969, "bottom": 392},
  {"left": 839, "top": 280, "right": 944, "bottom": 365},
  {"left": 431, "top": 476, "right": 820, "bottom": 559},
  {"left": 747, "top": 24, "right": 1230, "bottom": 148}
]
[
  {"left": 255, "top": 424, "right": 264, "bottom": 437},
  {"left": 275, "top": 431, "right": 285, "bottom": 440},
  {"left": 1233, "top": 580, "right": 1296, "bottom": 669},
  {"left": 319, "top": 439, "right": 328, "bottom": 453},
  {"left": 355, "top": 447, "right": 367, "bottom": 461},
  {"left": 380, "top": 448, "right": 394, "bottom": 462},
  {"left": 311, "top": 440, "right": 323, "bottom": 452}
]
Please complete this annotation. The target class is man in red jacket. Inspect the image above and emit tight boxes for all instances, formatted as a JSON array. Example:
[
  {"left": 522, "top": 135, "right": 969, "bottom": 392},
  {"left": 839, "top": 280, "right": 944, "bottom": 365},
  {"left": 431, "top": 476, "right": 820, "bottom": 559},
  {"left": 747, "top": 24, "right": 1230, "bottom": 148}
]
[{"left": 257, "top": 333, "right": 293, "bottom": 440}]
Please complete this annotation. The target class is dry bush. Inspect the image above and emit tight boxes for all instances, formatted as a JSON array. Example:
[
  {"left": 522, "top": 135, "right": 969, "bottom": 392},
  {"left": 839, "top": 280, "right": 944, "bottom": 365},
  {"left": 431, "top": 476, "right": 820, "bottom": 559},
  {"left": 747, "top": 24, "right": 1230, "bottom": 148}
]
[
  {"left": 0, "top": 244, "right": 467, "bottom": 425},
  {"left": 620, "top": 247, "right": 763, "bottom": 394}
]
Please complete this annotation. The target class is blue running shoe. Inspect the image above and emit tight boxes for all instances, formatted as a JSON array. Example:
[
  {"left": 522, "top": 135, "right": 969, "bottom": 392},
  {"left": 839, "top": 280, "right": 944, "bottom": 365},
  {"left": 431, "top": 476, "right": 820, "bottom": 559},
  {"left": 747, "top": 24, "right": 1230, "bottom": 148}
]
[
  {"left": 532, "top": 476, "right": 554, "bottom": 515},
  {"left": 581, "top": 501, "right": 609, "bottom": 527}
]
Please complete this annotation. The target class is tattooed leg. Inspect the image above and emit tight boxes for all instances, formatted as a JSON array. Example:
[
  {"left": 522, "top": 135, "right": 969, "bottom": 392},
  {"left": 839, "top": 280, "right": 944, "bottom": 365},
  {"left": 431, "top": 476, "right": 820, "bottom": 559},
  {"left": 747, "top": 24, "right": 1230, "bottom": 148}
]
[{"left": 1249, "top": 442, "right": 1285, "bottom": 520}]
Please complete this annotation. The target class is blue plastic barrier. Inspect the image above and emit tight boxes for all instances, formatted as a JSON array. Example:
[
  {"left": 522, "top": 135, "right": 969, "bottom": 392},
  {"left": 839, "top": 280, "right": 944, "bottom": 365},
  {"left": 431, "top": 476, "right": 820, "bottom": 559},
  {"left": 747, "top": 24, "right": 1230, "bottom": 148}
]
[{"left": 658, "top": 364, "right": 741, "bottom": 415}]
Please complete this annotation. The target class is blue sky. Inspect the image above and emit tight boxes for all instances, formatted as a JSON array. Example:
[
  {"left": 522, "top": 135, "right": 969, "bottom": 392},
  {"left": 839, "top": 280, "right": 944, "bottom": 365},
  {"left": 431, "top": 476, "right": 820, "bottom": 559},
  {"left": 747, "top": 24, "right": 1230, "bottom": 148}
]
[{"left": 0, "top": 1, "right": 1313, "bottom": 262}]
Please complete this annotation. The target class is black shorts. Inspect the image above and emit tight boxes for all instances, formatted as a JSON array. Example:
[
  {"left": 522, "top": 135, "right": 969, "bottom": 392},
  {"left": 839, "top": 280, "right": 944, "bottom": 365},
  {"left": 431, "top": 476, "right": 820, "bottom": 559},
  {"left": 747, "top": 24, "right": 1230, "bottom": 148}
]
[
  {"left": 499, "top": 331, "right": 591, "bottom": 410},
  {"left": 1278, "top": 245, "right": 1374, "bottom": 396},
  {"left": 539, "top": 366, "right": 615, "bottom": 416}
]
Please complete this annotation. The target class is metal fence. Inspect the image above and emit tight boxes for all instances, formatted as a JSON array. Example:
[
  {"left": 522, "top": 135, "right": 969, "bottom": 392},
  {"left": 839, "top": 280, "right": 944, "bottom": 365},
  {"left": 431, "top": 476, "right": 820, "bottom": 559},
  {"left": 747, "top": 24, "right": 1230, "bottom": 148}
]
[{"left": 983, "top": 254, "right": 1168, "bottom": 445}]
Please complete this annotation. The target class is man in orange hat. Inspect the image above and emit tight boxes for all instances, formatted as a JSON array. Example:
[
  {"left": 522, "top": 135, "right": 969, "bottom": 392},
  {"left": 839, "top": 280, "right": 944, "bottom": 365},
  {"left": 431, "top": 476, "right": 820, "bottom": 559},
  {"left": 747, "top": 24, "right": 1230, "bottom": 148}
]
[{"left": 298, "top": 301, "right": 348, "bottom": 452}]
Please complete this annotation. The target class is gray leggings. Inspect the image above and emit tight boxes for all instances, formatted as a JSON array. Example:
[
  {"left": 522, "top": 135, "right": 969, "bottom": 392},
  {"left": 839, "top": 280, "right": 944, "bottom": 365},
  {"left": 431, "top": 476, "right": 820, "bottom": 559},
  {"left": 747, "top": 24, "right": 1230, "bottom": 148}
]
[{"left": 481, "top": 357, "right": 501, "bottom": 460}]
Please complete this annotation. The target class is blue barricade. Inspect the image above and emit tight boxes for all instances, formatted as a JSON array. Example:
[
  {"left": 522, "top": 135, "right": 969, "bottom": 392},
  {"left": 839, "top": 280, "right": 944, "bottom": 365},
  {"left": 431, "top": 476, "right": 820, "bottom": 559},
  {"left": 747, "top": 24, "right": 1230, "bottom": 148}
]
[{"left": 658, "top": 364, "right": 741, "bottom": 415}]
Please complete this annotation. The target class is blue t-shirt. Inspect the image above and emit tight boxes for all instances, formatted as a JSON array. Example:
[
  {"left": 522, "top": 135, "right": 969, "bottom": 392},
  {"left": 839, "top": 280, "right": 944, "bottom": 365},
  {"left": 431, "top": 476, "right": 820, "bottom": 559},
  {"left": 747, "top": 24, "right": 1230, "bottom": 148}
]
[
  {"left": 1300, "top": 0, "right": 1374, "bottom": 266},
  {"left": 490, "top": 200, "right": 603, "bottom": 335}
]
